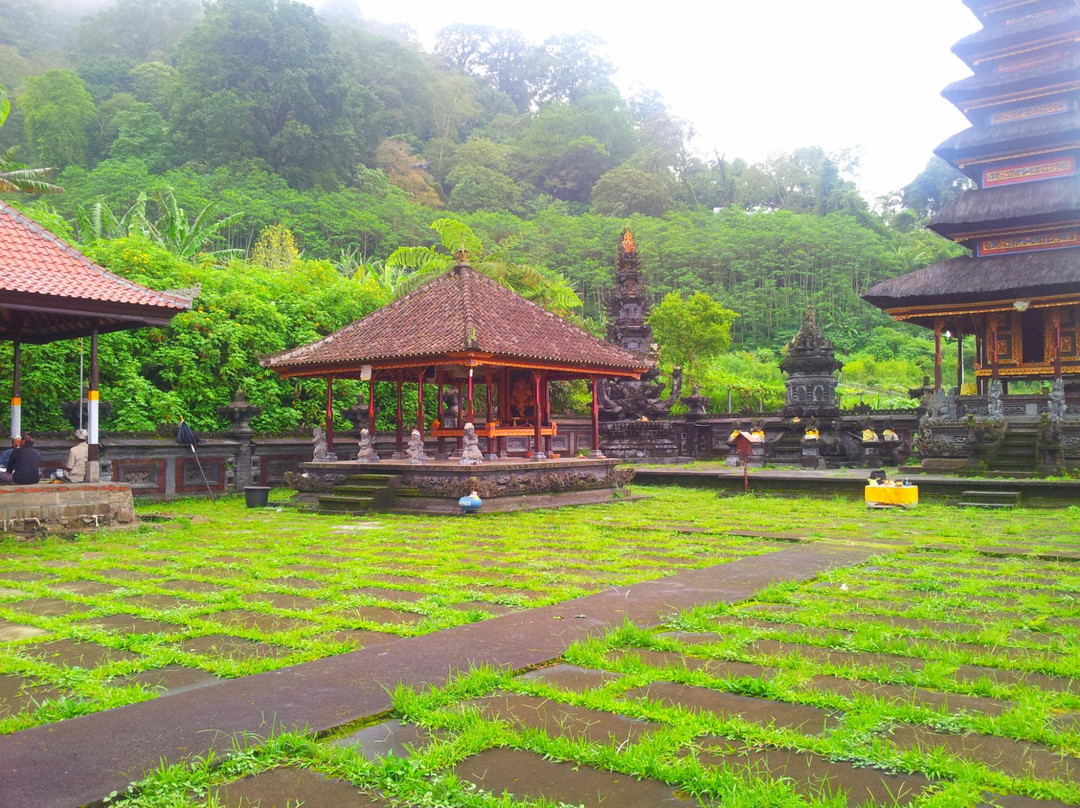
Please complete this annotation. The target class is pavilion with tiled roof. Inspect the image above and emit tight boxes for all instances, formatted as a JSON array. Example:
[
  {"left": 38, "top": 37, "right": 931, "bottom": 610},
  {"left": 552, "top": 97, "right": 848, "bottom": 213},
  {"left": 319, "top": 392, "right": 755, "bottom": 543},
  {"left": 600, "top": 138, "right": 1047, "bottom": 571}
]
[
  {"left": 263, "top": 259, "right": 649, "bottom": 460},
  {"left": 0, "top": 200, "right": 191, "bottom": 480},
  {"left": 865, "top": 0, "right": 1080, "bottom": 395}
]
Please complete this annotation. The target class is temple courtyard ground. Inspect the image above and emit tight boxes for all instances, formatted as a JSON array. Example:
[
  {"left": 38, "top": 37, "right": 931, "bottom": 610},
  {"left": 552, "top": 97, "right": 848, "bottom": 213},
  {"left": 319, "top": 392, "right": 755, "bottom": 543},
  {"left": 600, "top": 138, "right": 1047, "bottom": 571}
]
[{"left": 0, "top": 487, "right": 1078, "bottom": 807}]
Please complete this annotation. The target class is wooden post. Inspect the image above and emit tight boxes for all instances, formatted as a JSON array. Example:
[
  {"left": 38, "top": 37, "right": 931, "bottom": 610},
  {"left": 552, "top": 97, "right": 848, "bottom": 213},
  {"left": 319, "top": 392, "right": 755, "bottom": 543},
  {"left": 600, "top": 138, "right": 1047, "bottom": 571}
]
[
  {"left": 456, "top": 381, "right": 465, "bottom": 452},
  {"left": 934, "top": 319, "right": 943, "bottom": 393},
  {"left": 590, "top": 376, "right": 604, "bottom": 459},
  {"left": 395, "top": 380, "right": 404, "bottom": 457},
  {"left": 532, "top": 371, "right": 546, "bottom": 460},
  {"left": 87, "top": 330, "right": 101, "bottom": 482},
  {"left": 416, "top": 369, "right": 425, "bottom": 435},
  {"left": 10, "top": 338, "right": 20, "bottom": 439},
  {"left": 1054, "top": 312, "right": 1063, "bottom": 379},
  {"left": 542, "top": 372, "right": 552, "bottom": 457},
  {"left": 325, "top": 378, "right": 334, "bottom": 455},
  {"left": 485, "top": 368, "right": 496, "bottom": 461},
  {"left": 499, "top": 367, "right": 510, "bottom": 458},
  {"left": 991, "top": 320, "right": 1000, "bottom": 381},
  {"left": 367, "top": 377, "right": 376, "bottom": 435},
  {"left": 435, "top": 369, "right": 445, "bottom": 459},
  {"left": 955, "top": 322, "right": 964, "bottom": 392},
  {"left": 467, "top": 368, "right": 475, "bottom": 423}
]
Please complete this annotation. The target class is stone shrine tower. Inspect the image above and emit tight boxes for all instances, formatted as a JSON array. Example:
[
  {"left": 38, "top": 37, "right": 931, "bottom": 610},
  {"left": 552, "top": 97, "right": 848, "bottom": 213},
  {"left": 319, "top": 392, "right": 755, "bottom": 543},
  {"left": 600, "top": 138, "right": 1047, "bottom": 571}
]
[
  {"left": 606, "top": 228, "right": 653, "bottom": 353},
  {"left": 780, "top": 307, "right": 842, "bottom": 417}
]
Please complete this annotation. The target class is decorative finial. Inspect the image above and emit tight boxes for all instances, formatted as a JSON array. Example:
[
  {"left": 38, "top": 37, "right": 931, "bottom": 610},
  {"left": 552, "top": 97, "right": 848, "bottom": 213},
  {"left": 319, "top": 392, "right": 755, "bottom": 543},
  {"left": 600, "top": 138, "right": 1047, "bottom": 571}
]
[
  {"left": 622, "top": 227, "right": 635, "bottom": 254},
  {"left": 454, "top": 244, "right": 472, "bottom": 266}
]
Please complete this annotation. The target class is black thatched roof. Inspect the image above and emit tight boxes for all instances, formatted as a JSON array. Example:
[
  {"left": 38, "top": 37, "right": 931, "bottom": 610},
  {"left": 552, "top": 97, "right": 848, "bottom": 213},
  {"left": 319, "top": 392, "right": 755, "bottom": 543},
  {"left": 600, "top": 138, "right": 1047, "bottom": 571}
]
[
  {"left": 929, "top": 176, "right": 1080, "bottom": 238},
  {"left": 952, "top": 6, "right": 1079, "bottom": 64},
  {"left": 863, "top": 250, "right": 1080, "bottom": 311},
  {"left": 936, "top": 109, "right": 1080, "bottom": 166},
  {"left": 942, "top": 48, "right": 1080, "bottom": 106}
]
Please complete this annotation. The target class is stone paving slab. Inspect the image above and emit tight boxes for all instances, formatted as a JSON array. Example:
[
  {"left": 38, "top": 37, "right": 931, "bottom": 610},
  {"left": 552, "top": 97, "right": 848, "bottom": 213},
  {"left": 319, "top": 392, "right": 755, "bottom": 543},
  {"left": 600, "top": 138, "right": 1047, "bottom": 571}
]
[
  {"left": 4, "top": 598, "right": 92, "bottom": 617},
  {"left": 0, "top": 544, "right": 873, "bottom": 808},
  {"left": 467, "top": 693, "right": 660, "bottom": 745},
  {"left": 805, "top": 675, "right": 1011, "bottom": 716},
  {"left": 212, "top": 766, "right": 394, "bottom": 807},
  {"left": 454, "top": 747, "right": 700, "bottom": 807},
  {"left": 332, "top": 719, "right": 440, "bottom": 761},
  {"left": 0, "top": 674, "right": 61, "bottom": 718},
  {"left": 887, "top": 725, "right": 1080, "bottom": 782},
  {"left": 627, "top": 681, "right": 837, "bottom": 735},
  {"left": 695, "top": 735, "right": 931, "bottom": 806},
  {"left": 20, "top": 639, "right": 137, "bottom": 668},
  {"left": 517, "top": 663, "right": 622, "bottom": 692},
  {"left": 0, "top": 619, "right": 49, "bottom": 641}
]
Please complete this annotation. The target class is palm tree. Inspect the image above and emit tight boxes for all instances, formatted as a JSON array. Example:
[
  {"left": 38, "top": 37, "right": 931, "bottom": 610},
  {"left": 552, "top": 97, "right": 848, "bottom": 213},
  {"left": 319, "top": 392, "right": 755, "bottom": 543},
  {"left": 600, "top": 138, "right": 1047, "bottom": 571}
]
[
  {"left": 0, "top": 86, "right": 61, "bottom": 194},
  {"left": 386, "top": 219, "right": 583, "bottom": 317}
]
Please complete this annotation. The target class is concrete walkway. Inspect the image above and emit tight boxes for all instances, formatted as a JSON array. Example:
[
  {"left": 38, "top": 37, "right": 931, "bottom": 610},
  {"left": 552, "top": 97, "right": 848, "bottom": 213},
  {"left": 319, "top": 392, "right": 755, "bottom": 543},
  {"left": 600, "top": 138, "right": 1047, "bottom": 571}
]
[{"left": 0, "top": 543, "right": 874, "bottom": 808}]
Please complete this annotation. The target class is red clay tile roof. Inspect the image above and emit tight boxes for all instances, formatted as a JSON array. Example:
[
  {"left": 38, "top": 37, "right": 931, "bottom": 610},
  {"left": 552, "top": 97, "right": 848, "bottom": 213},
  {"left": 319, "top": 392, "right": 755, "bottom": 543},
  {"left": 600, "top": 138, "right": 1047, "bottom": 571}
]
[
  {"left": 0, "top": 201, "right": 191, "bottom": 343},
  {"left": 263, "top": 264, "right": 649, "bottom": 377}
]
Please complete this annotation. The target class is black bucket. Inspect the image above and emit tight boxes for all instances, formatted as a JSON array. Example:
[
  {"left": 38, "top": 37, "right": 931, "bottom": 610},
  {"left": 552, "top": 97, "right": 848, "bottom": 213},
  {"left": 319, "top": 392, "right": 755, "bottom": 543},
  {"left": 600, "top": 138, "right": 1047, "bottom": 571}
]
[{"left": 244, "top": 486, "right": 271, "bottom": 508}]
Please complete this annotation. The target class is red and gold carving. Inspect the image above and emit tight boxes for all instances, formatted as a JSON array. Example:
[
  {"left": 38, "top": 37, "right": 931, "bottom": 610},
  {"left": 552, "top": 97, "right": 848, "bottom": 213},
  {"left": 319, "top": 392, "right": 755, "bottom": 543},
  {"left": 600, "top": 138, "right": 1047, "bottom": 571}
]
[
  {"left": 978, "top": 230, "right": 1079, "bottom": 256},
  {"left": 990, "top": 99, "right": 1069, "bottom": 125},
  {"left": 984, "top": 157, "right": 1075, "bottom": 187},
  {"left": 996, "top": 49, "right": 1061, "bottom": 73}
]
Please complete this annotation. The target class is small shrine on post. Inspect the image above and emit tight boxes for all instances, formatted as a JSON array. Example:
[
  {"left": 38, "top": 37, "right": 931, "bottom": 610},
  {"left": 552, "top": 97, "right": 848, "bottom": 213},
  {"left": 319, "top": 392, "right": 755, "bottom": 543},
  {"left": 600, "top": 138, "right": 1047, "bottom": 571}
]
[
  {"left": 261, "top": 254, "right": 649, "bottom": 512},
  {"left": 864, "top": 0, "right": 1080, "bottom": 474}
]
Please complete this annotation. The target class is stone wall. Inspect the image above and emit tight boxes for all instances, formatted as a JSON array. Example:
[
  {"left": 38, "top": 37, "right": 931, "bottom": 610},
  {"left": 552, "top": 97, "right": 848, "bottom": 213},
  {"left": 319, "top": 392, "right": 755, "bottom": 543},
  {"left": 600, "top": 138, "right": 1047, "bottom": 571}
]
[{"left": 0, "top": 483, "right": 136, "bottom": 532}]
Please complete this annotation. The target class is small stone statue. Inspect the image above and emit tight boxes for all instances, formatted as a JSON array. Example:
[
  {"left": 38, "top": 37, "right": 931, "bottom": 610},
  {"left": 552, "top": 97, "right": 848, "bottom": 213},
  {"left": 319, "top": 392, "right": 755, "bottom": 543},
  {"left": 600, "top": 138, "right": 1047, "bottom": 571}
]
[
  {"left": 459, "top": 422, "right": 484, "bottom": 466},
  {"left": 312, "top": 425, "right": 330, "bottom": 462},
  {"left": 356, "top": 428, "right": 379, "bottom": 462},
  {"left": 987, "top": 380, "right": 1004, "bottom": 421},
  {"left": 406, "top": 429, "right": 429, "bottom": 464},
  {"left": 1049, "top": 378, "right": 1068, "bottom": 422}
]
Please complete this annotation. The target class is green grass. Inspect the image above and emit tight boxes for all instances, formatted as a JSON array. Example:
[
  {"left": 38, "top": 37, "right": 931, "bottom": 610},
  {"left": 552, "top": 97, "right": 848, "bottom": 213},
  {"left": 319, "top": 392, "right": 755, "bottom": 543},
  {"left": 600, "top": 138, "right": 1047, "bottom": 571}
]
[{"left": 3, "top": 487, "right": 1080, "bottom": 807}]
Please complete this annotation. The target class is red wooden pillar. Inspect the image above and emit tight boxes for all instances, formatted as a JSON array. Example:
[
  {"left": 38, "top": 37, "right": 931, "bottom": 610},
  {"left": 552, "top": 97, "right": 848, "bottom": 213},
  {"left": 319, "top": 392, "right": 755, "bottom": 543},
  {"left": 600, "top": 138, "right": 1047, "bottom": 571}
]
[
  {"left": 325, "top": 377, "right": 334, "bottom": 454},
  {"left": 467, "top": 368, "right": 476, "bottom": 423},
  {"left": 1054, "top": 312, "right": 1064, "bottom": 380},
  {"left": 367, "top": 377, "right": 376, "bottom": 435},
  {"left": 436, "top": 369, "right": 445, "bottom": 459},
  {"left": 395, "top": 380, "right": 404, "bottom": 456},
  {"left": 485, "top": 368, "right": 495, "bottom": 460},
  {"left": 532, "top": 371, "right": 546, "bottom": 460},
  {"left": 933, "top": 319, "right": 944, "bottom": 393},
  {"left": 955, "top": 322, "right": 964, "bottom": 392},
  {"left": 542, "top": 372, "right": 552, "bottom": 456},
  {"left": 991, "top": 320, "right": 1000, "bottom": 381},
  {"left": 416, "top": 369, "right": 425, "bottom": 435},
  {"left": 499, "top": 367, "right": 510, "bottom": 458},
  {"left": 87, "top": 330, "right": 101, "bottom": 482},
  {"left": 456, "top": 381, "right": 465, "bottom": 451}
]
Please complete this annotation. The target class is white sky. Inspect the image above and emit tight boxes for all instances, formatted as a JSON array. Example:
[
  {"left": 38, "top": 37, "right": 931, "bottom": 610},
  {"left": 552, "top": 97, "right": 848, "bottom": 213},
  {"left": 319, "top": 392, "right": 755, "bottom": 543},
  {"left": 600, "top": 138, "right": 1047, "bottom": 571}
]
[{"left": 336, "top": 1, "right": 979, "bottom": 200}]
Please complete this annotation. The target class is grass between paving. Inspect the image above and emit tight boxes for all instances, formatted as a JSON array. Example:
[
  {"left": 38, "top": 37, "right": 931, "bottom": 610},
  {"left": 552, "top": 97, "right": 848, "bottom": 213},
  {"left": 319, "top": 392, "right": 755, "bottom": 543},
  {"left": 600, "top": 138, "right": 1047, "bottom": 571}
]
[{"left": 3, "top": 488, "right": 1080, "bottom": 807}]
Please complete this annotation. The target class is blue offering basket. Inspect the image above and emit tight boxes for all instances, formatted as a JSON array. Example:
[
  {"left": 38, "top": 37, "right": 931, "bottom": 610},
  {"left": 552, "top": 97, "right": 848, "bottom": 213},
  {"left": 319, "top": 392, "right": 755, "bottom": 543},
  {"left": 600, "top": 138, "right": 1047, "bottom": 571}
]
[{"left": 458, "top": 492, "right": 483, "bottom": 514}]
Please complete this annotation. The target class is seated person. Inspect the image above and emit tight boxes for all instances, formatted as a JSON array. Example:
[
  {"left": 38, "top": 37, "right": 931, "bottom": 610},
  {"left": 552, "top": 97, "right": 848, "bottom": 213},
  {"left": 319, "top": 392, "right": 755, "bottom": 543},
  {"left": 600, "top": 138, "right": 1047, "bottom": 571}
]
[
  {"left": 0, "top": 437, "right": 18, "bottom": 484},
  {"left": 59, "top": 429, "right": 88, "bottom": 483},
  {"left": 6, "top": 433, "right": 41, "bottom": 485}
]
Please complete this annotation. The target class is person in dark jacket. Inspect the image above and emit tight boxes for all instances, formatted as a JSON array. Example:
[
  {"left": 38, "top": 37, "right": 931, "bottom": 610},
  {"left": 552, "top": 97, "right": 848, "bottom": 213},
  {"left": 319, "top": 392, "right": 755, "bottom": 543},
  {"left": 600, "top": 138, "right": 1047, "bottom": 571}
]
[
  {"left": 6, "top": 433, "right": 41, "bottom": 485},
  {"left": 0, "top": 437, "right": 17, "bottom": 484}
]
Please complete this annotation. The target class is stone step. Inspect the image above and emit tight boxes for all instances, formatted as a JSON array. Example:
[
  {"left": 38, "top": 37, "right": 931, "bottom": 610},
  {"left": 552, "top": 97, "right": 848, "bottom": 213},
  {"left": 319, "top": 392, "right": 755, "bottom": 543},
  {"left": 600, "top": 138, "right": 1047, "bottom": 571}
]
[
  {"left": 333, "top": 485, "right": 387, "bottom": 496},
  {"left": 958, "top": 502, "right": 1016, "bottom": 509},
  {"left": 961, "top": 490, "right": 1022, "bottom": 505},
  {"left": 317, "top": 495, "right": 375, "bottom": 514},
  {"left": 345, "top": 474, "right": 400, "bottom": 485}
]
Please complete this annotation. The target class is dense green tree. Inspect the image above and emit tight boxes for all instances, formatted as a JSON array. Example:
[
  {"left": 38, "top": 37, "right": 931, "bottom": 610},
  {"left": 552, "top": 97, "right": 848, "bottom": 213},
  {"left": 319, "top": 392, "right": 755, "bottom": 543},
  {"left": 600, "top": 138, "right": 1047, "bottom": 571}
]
[
  {"left": 648, "top": 291, "right": 738, "bottom": 378},
  {"left": 76, "top": 0, "right": 201, "bottom": 63},
  {"left": 901, "top": 156, "right": 974, "bottom": 218},
  {"left": 19, "top": 70, "right": 98, "bottom": 169},
  {"left": 170, "top": 0, "right": 374, "bottom": 187},
  {"left": 591, "top": 166, "right": 674, "bottom": 218},
  {"left": 0, "top": 85, "right": 60, "bottom": 193}
]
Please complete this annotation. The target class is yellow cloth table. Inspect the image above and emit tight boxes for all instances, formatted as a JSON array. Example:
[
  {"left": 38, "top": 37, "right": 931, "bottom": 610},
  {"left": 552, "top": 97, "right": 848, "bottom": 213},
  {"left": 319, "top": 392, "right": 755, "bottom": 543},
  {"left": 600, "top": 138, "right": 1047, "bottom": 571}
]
[{"left": 864, "top": 485, "right": 918, "bottom": 509}]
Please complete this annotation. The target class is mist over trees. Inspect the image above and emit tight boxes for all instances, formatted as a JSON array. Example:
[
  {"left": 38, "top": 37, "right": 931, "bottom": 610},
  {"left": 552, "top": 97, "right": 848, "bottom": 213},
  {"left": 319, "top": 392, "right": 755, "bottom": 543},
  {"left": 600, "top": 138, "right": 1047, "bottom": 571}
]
[{"left": 0, "top": 0, "right": 964, "bottom": 428}]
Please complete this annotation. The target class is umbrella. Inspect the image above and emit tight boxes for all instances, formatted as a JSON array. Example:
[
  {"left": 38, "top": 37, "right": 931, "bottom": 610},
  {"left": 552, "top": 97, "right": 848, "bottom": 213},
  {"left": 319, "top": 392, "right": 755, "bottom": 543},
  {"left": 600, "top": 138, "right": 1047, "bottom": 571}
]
[{"left": 176, "top": 417, "right": 215, "bottom": 498}]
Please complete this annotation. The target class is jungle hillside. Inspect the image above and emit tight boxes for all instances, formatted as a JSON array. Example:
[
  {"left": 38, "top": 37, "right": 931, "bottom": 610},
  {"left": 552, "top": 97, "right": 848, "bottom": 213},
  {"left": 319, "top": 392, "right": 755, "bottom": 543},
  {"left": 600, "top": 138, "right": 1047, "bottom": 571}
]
[{"left": 0, "top": 0, "right": 975, "bottom": 433}]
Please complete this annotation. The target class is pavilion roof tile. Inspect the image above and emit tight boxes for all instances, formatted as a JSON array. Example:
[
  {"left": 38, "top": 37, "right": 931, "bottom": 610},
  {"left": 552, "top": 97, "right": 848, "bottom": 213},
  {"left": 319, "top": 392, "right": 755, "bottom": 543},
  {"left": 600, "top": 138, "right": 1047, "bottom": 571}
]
[
  {"left": 262, "top": 264, "right": 649, "bottom": 376},
  {"left": 0, "top": 202, "right": 190, "bottom": 312}
]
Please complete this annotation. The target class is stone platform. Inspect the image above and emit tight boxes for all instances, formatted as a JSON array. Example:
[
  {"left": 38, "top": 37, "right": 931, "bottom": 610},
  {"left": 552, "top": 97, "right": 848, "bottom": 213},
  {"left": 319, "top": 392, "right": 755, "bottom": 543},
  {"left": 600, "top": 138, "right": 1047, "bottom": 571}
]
[
  {"left": 295, "top": 457, "right": 636, "bottom": 514},
  {"left": 0, "top": 482, "right": 136, "bottom": 533}
]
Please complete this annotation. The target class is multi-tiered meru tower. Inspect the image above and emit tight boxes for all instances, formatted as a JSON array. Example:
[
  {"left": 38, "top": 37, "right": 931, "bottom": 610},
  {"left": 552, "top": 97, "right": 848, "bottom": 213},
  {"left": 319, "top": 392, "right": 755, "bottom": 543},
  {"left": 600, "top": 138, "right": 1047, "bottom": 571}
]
[{"left": 865, "top": 0, "right": 1080, "bottom": 473}]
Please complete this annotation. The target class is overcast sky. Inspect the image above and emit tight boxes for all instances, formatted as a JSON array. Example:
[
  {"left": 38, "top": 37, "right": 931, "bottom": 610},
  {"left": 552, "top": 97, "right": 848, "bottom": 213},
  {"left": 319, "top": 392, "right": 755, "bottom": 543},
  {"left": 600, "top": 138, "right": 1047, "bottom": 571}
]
[{"left": 328, "top": 0, "right": 979, "bottom": 201}]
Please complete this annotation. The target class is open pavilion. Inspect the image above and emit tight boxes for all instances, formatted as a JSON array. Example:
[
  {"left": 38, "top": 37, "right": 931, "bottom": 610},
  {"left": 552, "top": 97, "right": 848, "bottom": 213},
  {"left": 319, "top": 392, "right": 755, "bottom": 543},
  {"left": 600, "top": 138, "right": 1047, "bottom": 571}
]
[
  {"left": 262, "top": 257, "right": 650, "bottom": 462},
  {"left": 0, "top": 200, "right": 191, "bottom": 483}
]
